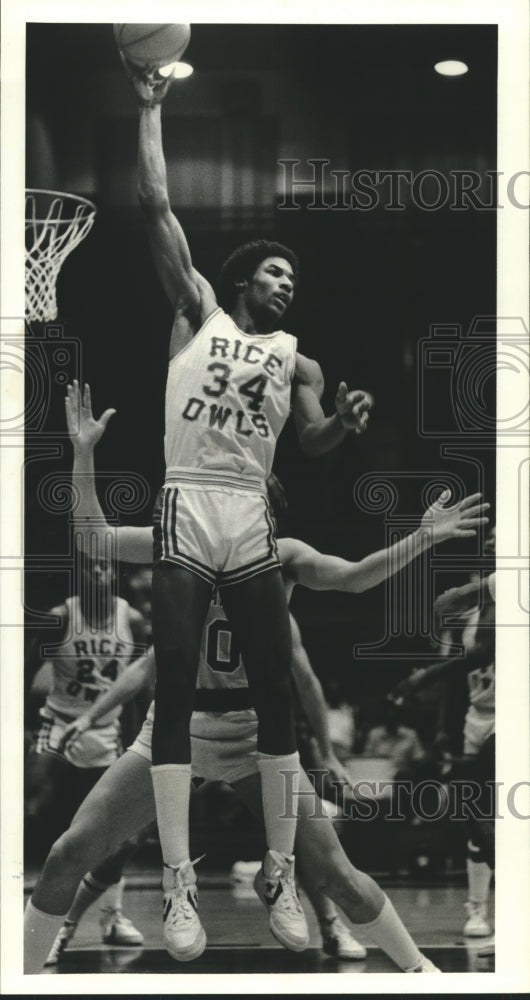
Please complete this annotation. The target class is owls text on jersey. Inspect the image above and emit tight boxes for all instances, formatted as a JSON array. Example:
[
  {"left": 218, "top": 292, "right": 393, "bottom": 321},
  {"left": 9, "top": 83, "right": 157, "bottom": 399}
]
[
  {"left": 164, "top": 307, "right": 297, "bottom": 482},
  {"left": 45, "top": 596, "right": 137, "bottom": 724}
]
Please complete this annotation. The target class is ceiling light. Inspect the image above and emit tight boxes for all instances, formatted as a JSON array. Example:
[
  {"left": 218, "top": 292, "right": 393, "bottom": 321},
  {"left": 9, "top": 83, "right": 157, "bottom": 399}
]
[
  {"left": 159, "top": 62, "right": 194, "bottom": 79},
  {"left": 434, "top": 60, "right": 469, "bottom": 76}
]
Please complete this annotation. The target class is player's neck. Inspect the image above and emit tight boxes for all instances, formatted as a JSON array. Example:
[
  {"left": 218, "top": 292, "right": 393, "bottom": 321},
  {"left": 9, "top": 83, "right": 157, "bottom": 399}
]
[{"left": 230, "top": 302, "right": 278, "bottom": 336}]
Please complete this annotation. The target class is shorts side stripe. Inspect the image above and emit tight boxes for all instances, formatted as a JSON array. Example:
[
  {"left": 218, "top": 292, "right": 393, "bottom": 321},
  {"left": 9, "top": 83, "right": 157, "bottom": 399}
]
[
  {"left": 170, "top": 488, "right": 179, "bottom": 555},
  {"left": 263, "top": 495, "right": 278, "bottom": 559},
  {"left": 162, "top": 487, "right": 171, "bottom": 558}
]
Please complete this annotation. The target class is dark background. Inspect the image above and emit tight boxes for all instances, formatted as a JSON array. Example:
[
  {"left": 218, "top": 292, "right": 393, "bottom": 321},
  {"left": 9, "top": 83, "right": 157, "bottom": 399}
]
[{"left": 25, "top": 23, "right": 497, "bottom": 708}]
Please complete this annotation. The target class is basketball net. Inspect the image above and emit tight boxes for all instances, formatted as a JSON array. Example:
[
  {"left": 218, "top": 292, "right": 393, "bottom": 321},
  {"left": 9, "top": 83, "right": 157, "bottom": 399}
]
[{"left": 25, "top": 189, "right": 97, "bottom": 323}]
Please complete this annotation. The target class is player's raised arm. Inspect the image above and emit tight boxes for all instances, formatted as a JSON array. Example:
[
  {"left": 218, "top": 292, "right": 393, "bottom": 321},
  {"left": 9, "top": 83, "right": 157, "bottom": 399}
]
[
  {"left": 65, "top": 381, "right": 153, "bottom": 564},
  {"left": 281, "top": 490, "right": 489, "bottom": 593},
  {"left": 127, "top": 64, "right": 217, "bottom": 356},
  {"left": 292, "top": 354, "right": 372, "bottom": 456}
]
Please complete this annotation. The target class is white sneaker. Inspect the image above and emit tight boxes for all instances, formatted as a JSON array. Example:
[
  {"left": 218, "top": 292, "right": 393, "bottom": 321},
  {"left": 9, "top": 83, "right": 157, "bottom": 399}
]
[
  {"left": 321, "top": 916, "right": 367, "bottom": 960},
  {"left": 100, "top": 908, "right": 144, "bottom": 946},
  {"left": 464, "top": 901, "right": 492, "bottom": 937},
  {"left": 162, "top": 858, "right": 207, "bottom": 962},
  {"left": 405, "top": 954, "right": 442, "bottom": 973},
  {"left": 253, "top": 849, "right": 309, "bottom": 952},
  {"left": 45, "top": 920, "right": 77, "bottom": 965}
]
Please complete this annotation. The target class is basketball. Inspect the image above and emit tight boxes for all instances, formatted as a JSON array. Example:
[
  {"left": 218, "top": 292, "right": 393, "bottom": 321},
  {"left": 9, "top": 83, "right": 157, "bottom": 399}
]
[{"left": 113, "top": 23, "right": 191, "bottom": 69}]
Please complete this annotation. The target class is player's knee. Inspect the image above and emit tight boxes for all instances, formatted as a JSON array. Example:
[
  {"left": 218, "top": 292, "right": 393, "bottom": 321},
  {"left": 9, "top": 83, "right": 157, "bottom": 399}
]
[
  {"left": 154, "top": 654, "right": 197, "bottom": 704},
  {"left": 253, "top": 670, "right": 292, "bottom": 717},
  {"left": 48, "top": 826, "right": 100, "bottom": 878}
]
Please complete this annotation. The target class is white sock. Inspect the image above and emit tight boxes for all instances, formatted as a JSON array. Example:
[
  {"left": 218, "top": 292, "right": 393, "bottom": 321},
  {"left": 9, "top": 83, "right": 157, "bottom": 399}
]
[
  {"left": 99, "top": 875, "right": 125, "bottom": 912},
  {"left": 350, "top": 895, "right": 422, "bottom": 971},
  {"left": 24, "top": 899, "right": 67, "bottom": 974},
  {"left": 467, "top": 858, "right": 492, "bottom": 906},
  {"left": 257, "top": 751, "right": 300, "bottom": 858},
  {"left": 151, "top": 763, "right": 191, "bottom": 869}
]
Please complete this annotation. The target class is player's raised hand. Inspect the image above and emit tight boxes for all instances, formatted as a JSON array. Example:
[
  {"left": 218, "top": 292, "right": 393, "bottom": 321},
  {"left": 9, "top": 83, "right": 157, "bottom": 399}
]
[
  {"left": 65, "top": 380, "right": 116, "bottom": 451},
  {"left": 421, "top": 490, "right": 489, "bottom": 543},
  {"left": 335, "top": 383, "right": 373, "bottom": 434},
  {"left": 119, "top": 53, "right": 174, "bottom": 106}
]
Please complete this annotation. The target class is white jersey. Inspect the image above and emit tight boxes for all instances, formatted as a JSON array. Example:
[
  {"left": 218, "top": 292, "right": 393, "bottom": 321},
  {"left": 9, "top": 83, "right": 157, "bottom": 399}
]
[
  {"left": 45, "top": 596, "right": 136, "bottom": 724},
  {"left": 164, "top": 307, "right": 297, "bottom": 483}
]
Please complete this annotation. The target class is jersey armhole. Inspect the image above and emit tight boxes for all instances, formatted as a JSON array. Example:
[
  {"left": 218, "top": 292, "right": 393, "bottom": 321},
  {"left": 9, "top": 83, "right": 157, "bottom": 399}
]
[{"left": 168, "top": 306, "right": 224, "bottom": 367}]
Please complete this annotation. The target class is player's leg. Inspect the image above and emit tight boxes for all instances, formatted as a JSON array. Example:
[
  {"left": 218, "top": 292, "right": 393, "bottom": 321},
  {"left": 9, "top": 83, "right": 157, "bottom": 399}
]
[
  {"left": 150, "top": 561, "right": 212, "bottom": 961},
  {"left": 463, "top": 732, "right": 495, "bottom": 938},
  {"left": 24, "top": 749, "right": 155, "bottom": 974},
  {"left": 220, "top": 569, "right": 298, "bottom": 852},
  {"left": 45, "top": 830, "right": 150, "bottom": 964},
  {"left": 232, "top": 769, "right": 440, "bottom": 972},
  {"left": 220, "top": 569, "right": 307, "bottom": 949},
  {"left": 25, "top": 751, "right": 76, "bottom": 858}
]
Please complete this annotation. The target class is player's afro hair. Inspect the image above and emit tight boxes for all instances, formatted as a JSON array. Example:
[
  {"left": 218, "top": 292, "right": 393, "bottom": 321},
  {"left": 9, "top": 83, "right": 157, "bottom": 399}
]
[{"left": 216, "top": 240, "right": 298, "bottom": 312}]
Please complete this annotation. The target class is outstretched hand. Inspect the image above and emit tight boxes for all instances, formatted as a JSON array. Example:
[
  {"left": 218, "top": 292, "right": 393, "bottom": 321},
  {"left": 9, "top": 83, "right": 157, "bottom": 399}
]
[
  {"left": 120, "top": 53, "right": 174, "bottom": 106},
  {"left": 421, "top": 490, "right": 489, "bottom": 543},
  {"left": 65, "top": 381, "right": 116, "bottom": 451},
  {"left": 335, "top": 383, "right": 372, "bottom": 435}
]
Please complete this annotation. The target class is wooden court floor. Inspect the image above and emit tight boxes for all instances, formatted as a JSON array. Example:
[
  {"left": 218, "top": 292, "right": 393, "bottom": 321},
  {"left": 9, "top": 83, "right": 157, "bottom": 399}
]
[{"left": 28, "top": 873, "right": 495, "bottom": 976}]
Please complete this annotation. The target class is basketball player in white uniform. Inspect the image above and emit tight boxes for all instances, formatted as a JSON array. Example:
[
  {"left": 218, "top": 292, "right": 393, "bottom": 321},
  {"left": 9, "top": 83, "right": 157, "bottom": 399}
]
[
  {"left": 433, "top": 539, "right": 496, "bottom": 941},
  {"left": 123, "top": 64, "right": 373, "bottom": 961},
  {"left": 25, "top": 554, "right": 146, "bottom": 953},
  {"left": 23, "top": 381, "right": 488, "bottom": 973}
]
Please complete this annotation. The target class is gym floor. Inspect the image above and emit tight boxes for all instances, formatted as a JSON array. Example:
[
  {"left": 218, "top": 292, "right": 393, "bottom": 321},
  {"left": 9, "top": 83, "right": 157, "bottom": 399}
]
[{"left": 25, "top": 869, "right": 495, "bottom": 976}]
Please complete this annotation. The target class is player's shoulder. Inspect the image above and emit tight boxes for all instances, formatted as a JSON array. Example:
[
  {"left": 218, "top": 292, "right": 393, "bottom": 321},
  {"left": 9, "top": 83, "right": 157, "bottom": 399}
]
[
  {"left": 294, "top": 352, "right": 323, "bottom": 386},
  {"left": 127, "top": 604, "right": 145, "bottom": 626},
  {"left": 486, "top": 571, "right": 496, "bottom": 602}
]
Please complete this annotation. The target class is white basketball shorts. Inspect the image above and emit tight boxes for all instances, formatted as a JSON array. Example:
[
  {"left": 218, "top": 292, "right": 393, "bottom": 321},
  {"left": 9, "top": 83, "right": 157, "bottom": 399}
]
[
  {"left": 129, "top": 709, "right": 260, "bottom": 785},
  {"left": 153, "top": 476, "right": 280, "bottom": 587}
]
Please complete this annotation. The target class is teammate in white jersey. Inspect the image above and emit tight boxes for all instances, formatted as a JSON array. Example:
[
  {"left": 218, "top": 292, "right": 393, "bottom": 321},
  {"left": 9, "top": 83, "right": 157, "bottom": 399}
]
[
  {"left": 432, "top": 534, "right": 495, "bottom": 942},
  {"left": 25, "top": 554, "right": 146, "bottom": 954},
  {"left": 393, "top": 534, "right": 495, "bottom": 944},
  {"left": 24, "top": 383, "right": 487, "bottom": 974},
  {"left": 123, "top": 63, "right": 373, "bottom": 961}
]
